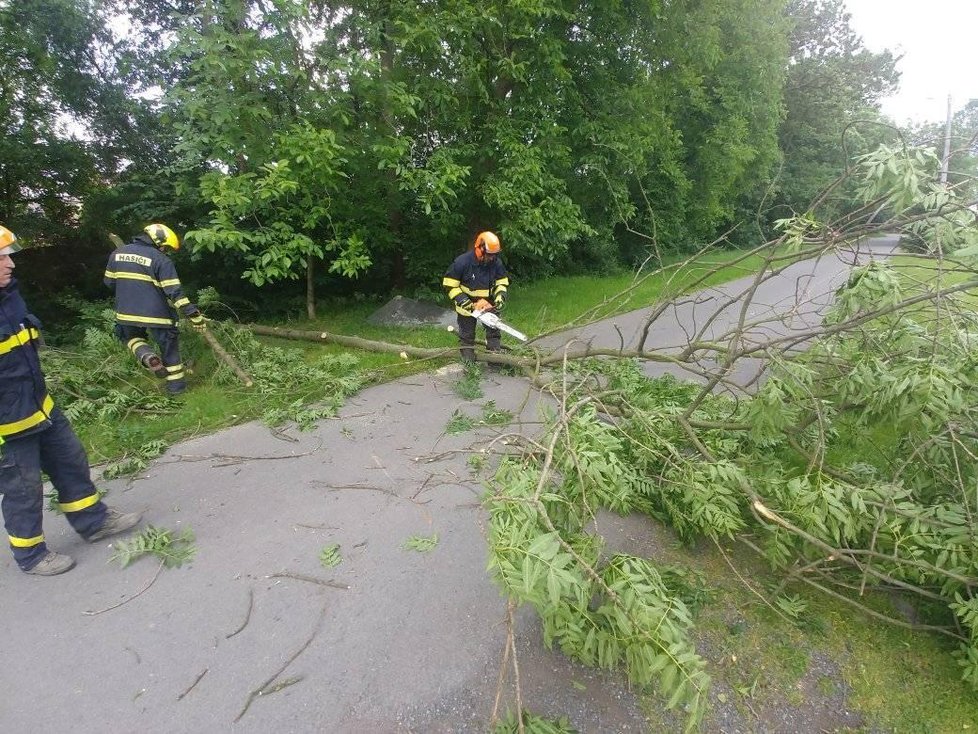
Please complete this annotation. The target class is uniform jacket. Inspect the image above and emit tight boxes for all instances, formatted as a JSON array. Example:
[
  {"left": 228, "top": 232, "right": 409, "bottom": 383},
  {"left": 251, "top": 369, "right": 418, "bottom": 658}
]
[
  {"left": 0, "top": 279, "right": 54, "bottom": 438},
  {"left": 442, "top": 250, "right": 510, "bottom": 316},
  {"left": 104, "top": 235, "right": 198, "bottom": 327}
]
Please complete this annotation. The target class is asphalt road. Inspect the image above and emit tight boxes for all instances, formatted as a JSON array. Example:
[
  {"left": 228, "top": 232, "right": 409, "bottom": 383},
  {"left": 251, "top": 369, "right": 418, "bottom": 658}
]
[{"left": 0, "top": 237, "right": 896, "bottom": 733}]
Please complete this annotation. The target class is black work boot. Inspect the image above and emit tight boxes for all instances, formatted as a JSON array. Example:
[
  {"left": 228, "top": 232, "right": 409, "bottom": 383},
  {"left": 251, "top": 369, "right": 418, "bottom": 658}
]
[{"left": 87, "top": 508, "right": 142, "bottom": 542}]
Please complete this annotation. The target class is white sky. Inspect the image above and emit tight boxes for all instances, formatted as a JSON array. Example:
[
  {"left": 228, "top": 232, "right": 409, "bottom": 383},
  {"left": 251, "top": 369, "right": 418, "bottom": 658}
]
[{"left": 844, "top": 0, "right": 978, "bottom": 125}]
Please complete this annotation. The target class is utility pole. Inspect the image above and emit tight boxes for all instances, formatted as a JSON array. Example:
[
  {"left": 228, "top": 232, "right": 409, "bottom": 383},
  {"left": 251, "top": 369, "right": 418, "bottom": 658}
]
[{"left": 940, "top": 94, "right": 953, "bottom": 185}]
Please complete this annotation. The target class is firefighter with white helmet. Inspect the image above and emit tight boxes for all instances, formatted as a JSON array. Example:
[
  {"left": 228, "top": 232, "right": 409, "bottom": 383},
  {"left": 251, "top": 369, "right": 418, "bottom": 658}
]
[
  {"left": 104, "top": 223, "right": 206, "bottom": 394},
  {"left": 442, "top": 231, "right": 510, "bottom": 363},
  {"left": 0, "top": 225, "right": 141, "bottom": 575}
]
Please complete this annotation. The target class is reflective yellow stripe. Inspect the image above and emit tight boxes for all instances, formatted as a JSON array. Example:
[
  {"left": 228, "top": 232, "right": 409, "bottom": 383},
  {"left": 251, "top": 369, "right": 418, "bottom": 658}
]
[
  {"left": 60, "top": 493, "right": 100, "bottom": 513},
  {"left": 166, "top": 364, "right": 183, "bottom": 373},
  {"left": 459, "top": 286, "right": 490, "bottom": 297},
  {"left": 166, "top": 372, "right": 185, "bottom": 381},
  {"left": 495, "top": 285, "right": 508, "bottom": 294},
  {"left": 9, "top": 534, "right": 44, "bottom": 548},
  {"left": 161, "top": 279, "right": 182, "bottom": 288},
  {"left": 0, "top": 395, "right": 55, "bottom": 437},
  {"left": 172, "top": 297, "right": 190, "bottom": 308},
  {"left": 442, "top": 277, "right": 461, "bottom": 287},
  {"left": 126, "top": 338, "right": 148, "bottom": 352},
  {"left": 111, "top": 272, "right": 159, "bottom": 285},
  {"left": 495, "top": 277, "right": 510, "bottom": 286},
  {"left": 447, "top": 287, "right": 463, "bottom": 299},
  {"left": 115, "top": 313, "right": 175, "bottom": 326},
  {"left": 0, "top": 327, "right": 39, "bottom": 355}
]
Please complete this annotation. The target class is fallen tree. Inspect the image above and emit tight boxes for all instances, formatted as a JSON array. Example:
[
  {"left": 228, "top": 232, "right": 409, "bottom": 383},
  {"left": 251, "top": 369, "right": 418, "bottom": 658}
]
[
  {"left": 236, "top": 144, "right": 978, "bottom": 730},
  {"left": 481, "top": 144, "right": 978, "bottom": 730}
]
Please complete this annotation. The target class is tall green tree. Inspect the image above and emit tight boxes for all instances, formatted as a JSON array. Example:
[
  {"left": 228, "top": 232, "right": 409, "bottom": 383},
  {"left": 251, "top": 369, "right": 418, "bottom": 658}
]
[
  {"left": 776, "top": 0, "right": 900, "bottom": 219},
  {"left": 112, "top": 0, "right": 795, "bottom": 303},
  {"left": 0, "top": 0, "right": 113, "bottom": 240}
]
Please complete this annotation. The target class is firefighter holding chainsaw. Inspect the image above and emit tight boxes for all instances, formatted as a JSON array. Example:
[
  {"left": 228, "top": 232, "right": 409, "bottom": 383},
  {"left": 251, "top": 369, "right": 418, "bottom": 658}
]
[{"left": 443, "top": 231, "right": 509, "bottom": 363}]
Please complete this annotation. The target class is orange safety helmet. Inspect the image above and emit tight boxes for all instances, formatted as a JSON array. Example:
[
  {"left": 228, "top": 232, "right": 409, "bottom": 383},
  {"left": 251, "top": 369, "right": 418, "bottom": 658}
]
[
  {"left": 0, "top": 225, "right": 22, "bottom": 255},
  {"left": 143, "top": 223, "right": 180, "bottom": 251},
  {"left": 474, "top": 231, "right": 501, "bottom": 262}
]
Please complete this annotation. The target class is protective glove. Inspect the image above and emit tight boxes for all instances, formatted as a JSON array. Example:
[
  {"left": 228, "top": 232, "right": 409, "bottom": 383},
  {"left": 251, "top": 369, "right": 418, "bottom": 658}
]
[
  {"left": 189, "top": 313, "right": 208, "bottom": 332},
  {"left": 455, "top": 296, "right": 473, "bottom": 311},
  {"left": 493, "top": 295, "right": 506, "bottom": 312},
  {"left": 473, "top": 298, "right": 494, "bottom": 313}
]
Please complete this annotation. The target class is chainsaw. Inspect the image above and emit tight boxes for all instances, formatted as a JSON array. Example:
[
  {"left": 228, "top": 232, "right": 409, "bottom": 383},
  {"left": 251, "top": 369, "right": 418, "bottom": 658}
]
[{"left": 472, "top": 308, "right": 528, "bottom": 342}]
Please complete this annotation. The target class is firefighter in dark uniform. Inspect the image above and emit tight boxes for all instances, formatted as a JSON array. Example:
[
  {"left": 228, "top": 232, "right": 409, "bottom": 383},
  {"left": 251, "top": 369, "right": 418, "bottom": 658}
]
[
  {"left": 104, "top": 223, "right": 206, "bottom": 395},
  {"left": 0, "top": 226, "right": 141, "bottom": 575},
  {"left": 442, "top": 231, "right": 509, "bottom": 362}
]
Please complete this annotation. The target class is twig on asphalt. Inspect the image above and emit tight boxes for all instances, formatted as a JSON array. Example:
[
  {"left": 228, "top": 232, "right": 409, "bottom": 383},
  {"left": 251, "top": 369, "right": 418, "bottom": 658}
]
[
  {"left": 312, "top": 482, "right": 395, "bottom": 495},
  {"left": 164, "top": 440, "right": 323, "bottom": 467},
  {"left": 177, "top": 668, "right": 208, "bottom": 701},
  {"left": 235, "top": 604, "right": 327, "bottom": 722},
  {"left": 413, "top": 448, "right": 486, "bottom": 463},
  {"left": 83, "top": 560, "right": 164, "bottom": 616},
  {"left": 268, "top": 571, "right": 350, "bottom": 590},
  {"left": 293, "top": 522, "right": 340, "bottom": 531},
  {"left": 225, "top": 587, "right": 254, "bottom": 639}
]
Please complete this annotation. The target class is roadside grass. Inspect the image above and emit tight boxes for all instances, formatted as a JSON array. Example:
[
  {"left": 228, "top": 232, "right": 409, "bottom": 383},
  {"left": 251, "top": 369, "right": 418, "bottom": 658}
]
[
  {"left": 635, "top": 529, "right": 978, "bottom": 732},
  {"left": 887, "top": 253, "right": 978, "bottom": 305}
]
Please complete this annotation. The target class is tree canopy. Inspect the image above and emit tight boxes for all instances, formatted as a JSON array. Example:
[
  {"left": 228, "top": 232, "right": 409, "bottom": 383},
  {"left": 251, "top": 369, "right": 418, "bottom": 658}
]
[{"left": 1, "top": 0, "right": 910, "bottom": 311}]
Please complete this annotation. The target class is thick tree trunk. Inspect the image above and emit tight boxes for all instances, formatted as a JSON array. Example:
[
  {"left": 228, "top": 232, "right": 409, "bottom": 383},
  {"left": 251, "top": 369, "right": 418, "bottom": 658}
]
[{"left": 248, "top": 324, "right": 452, "bottom": 358}]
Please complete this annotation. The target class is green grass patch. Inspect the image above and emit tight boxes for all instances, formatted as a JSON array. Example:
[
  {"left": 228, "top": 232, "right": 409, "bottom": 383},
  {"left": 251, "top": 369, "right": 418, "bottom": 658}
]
[{"left": 635, "top": 530, "right": 978, "bottom": 732}]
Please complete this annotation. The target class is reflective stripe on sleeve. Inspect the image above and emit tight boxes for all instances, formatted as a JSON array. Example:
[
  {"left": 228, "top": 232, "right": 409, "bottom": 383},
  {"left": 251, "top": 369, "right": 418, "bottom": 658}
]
[
  {"left": 0, "top": 395, "right": 55, "bottom": 436},
  {"left": 115, "top": 313, "right": 176, "bottom": 326},
  {"left": 108, "top": 272, "right": 158, "bottom": 285},
  {"left": 0, "top": 327, "right": 40, "bottom": 355}
]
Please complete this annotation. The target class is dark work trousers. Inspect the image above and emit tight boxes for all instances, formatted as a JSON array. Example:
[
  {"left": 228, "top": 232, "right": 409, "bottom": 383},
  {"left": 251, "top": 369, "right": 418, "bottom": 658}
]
[
  {"left": 115, "top": 323, "right": 186, "bottom": 393},
  {"left": 456, "top": 314, "right": 501, "bottom": 362},
  {"left": 0, "top": 408, "right": 108, "bottom": 570}
]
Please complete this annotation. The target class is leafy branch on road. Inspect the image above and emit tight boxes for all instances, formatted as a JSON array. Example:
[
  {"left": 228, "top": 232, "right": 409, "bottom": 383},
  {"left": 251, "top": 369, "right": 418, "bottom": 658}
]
[
  {"left": 479, "top": 144, "right": 978, "bottom": 729},
  {"left": 217, "top": 143, "right": 978, "bottom": 729}
]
